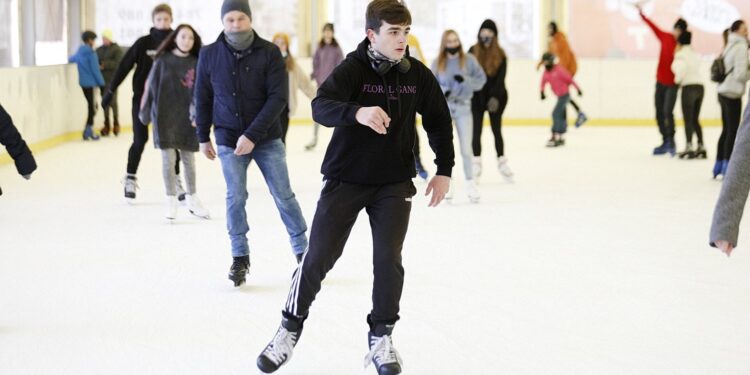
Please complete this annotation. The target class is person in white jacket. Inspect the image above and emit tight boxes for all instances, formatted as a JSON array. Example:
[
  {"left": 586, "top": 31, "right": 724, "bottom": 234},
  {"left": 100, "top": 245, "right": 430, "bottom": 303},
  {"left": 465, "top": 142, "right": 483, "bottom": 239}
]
[
  {"left": 715, "top": 20, "right": 750, "bottom": 178},
  {"left": 671, "top": 31, "right": 706, "bottom": 159},
  {"left": 272, "top": 32, "right": 318, "bottom": 144}
]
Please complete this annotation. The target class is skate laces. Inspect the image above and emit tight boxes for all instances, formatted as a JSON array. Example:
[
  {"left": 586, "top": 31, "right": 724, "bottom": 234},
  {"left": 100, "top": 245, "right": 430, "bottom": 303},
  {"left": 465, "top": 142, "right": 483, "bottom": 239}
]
[
  {"left": 122, "top": 177, "right": 139, "bottom": 193},
  {"left": 364, "top": 334, "right": 402, "bottom": 369},
  {"left": 263, "top": 327, "right": 298, "bottom": 365}
]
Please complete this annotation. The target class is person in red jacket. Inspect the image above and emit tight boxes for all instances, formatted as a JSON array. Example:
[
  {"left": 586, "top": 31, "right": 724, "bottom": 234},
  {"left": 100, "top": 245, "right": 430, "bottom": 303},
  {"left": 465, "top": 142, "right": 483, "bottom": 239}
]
[{"left": 636, "top": 3, "right": 687, "bottom": 156}]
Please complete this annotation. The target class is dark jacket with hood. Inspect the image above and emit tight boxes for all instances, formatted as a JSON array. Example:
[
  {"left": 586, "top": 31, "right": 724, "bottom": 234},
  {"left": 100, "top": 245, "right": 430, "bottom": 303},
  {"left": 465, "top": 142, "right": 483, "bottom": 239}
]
[
  {"left": 194, "top": 32, "right": 287, "bottom": 147},
  {"left": 107, "top": 28, "right": 173, "bottom": 98},
  {"left": 469, "top": 19, "right": 508, "bottom": 110},
  {"left": 0, "top": 104, "right": 37, "bottom": 194},
  {"left": 311, "top": 38, "right": 454, "bottom": 185}
]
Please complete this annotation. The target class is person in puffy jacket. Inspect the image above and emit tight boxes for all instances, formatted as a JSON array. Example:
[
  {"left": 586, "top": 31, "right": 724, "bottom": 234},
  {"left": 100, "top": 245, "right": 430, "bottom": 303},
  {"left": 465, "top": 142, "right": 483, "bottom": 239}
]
[
  {"left": 194, "top": 0, "right": 308, "bottom": 286},
  {"left": 69, "top": 30, "right": 105, "bottom": 141}
]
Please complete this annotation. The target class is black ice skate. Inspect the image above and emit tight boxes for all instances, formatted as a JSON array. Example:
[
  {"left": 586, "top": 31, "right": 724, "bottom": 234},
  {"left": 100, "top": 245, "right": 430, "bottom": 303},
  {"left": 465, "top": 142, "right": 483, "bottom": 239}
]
[
  {"left": 257, "top": 316, "right": 304, "bottom": 373},
  {"left": 228, "top": 255, "right": 249, "bottom": 287},
  {"left": 123, "top": 175, "right": 138, "bottom": 200},
  {"left": 693, "top": 143, "right": 707, "bottom": 159},
  {"left": 678, "top": 143, "right": 695, "bottom": 159},
  {"left": 364, "top": 324, "right": 403, "bottom": 375}
]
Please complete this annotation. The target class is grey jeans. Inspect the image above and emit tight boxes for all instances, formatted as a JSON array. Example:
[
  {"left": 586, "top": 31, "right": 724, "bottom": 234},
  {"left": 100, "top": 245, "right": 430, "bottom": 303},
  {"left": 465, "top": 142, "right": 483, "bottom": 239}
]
[{"left": 162, "top": 149, "right": 196, "bottom": 196}]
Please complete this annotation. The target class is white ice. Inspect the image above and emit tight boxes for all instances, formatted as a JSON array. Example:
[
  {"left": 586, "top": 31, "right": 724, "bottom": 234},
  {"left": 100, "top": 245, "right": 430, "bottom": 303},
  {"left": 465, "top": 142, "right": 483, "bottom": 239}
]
[{"left": 1, "top": 125, "right": 749, "bottom": 375}]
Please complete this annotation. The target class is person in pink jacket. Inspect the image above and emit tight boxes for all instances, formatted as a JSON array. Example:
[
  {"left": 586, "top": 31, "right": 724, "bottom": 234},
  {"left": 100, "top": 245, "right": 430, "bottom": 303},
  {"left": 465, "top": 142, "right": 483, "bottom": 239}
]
[{"left": 540, "top": 52, "right": 583, "bottom": 147}]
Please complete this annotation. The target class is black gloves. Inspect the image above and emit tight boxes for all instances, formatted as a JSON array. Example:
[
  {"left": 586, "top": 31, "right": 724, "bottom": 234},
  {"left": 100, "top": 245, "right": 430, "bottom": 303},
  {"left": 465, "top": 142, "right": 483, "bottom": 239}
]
[
  {"left": 444, "top": 90, "right": 452, "bottom": 98},
  {"left": 454, "top": 74, "right": 464, "bottom": 83},
  {"left": 541, "top": 92, "right": 546, "bottom": 100},
  {"left": 577, "top": 89, "right": 583, "bottom": 97}
]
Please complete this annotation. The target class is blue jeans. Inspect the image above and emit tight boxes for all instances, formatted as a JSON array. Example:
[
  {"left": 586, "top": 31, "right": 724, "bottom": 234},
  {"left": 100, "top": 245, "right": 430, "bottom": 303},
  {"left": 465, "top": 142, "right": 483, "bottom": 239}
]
[
  {"left": 217, "top": 139, "right": 308, "bottom": 257},
  {"left": 449, "top": 102, "right": 474, "bottom": 181},
  {"left": 552, "top": 94, "right": 570, "bottom": 134}
]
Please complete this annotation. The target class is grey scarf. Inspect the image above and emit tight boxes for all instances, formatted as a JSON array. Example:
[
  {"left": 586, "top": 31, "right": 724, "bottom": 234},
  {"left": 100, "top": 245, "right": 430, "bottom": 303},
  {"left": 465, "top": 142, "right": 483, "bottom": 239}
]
[{"left": 225, "top": 29, "right": 255, "bottom": 51}]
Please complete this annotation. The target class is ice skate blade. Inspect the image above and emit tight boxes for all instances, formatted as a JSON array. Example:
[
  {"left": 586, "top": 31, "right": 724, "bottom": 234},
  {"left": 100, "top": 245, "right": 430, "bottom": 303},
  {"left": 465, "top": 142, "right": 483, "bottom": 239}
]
[{"left": 189, "top": 210, "right": 211, "bottom": 220}]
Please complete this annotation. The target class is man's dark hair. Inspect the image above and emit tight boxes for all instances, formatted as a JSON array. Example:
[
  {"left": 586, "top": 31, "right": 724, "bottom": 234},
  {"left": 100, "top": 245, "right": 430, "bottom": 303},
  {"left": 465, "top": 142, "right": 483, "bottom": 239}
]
[
  {"left": 678, "top": 31, "right": 691, "bottom": 45},
  {"left": 81, "top": 30, "right": 97, "bottom": 43},
  {"left": 674, "top": 18, "right": 688, "bottom": 32},
  {"left": 366, "top": 0, "right": 412, "bottom": 33},
  {"left": 549, "top": 21, "right": 558, "bottom": 35},
  {"left": 730, "top": 20, "right": 745, "bottom": 33}
]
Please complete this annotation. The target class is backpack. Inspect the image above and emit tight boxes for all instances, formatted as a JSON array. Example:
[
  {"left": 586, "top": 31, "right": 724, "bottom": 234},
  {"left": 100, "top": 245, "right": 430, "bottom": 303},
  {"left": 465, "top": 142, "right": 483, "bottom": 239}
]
[{"left": 711, "top": 45, "right": 736, "bottom": 83}]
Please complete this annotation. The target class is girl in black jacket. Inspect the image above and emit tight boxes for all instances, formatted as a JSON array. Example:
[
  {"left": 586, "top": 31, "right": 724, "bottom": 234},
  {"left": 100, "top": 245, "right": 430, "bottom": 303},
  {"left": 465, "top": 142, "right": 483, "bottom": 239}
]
[
  {"left": 469, "top": 19, "right": 513, "bottom": 182},
  {"left": 0, "top": 104, "right": 36, "bottom": 196}
]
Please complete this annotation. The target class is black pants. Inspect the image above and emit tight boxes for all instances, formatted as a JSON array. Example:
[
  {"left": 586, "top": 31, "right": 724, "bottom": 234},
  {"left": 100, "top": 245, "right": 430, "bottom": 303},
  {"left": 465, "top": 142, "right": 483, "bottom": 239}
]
[
  {"left": 284, "top": 179, "right": 416, "bottom": 326},
  {"left": 82, "top": 87, "right": 95, "bottom": 127},
  {"left": 717, "top": 94, "right": 742, "bottom": 161},
  {"left": 472, "top": 92, "right": 508, "bottom": 157},
  {"left": 280, "top": 107, "right": 290, "bottom": 144},
  {"left": 103, "top": 88, "right": 119, "bottom": 126},
  {"left": 655, "top": 83, "right": 678, "bottom": 143},
  {"left": 127, "top": 94, "right": 179, "bottom": 175},
  {"left": 681, "top": 85, "right": 704, "bottom": 145}
]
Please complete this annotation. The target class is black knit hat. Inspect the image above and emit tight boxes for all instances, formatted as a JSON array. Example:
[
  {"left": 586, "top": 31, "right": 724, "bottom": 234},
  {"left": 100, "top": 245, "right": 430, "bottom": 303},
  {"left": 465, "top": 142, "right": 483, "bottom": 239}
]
[
  {"left": 222, "top": 0, "right": 252, "bottom": 20},
  {"left": 674, "top": 18, "right": 688, "bottom": 32},
  {"left": 479, "top": 19, "right": 498, "bottom": 36},
  {"left": 542, "top": 52, "right": 555, "bottom": 64},
  {"left": 678, "top": 31, "right": 692, "bottom": 45}
]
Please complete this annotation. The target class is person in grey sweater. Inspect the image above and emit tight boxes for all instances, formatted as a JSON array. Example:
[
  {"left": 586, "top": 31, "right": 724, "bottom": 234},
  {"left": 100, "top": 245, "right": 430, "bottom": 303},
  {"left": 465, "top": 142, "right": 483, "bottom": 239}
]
[
  {"left": 432, "top": 30, "right": 486, "bottom": 203},
  {"left": 140, "top": 24, "right": 209, "bottom": 221},
  {"left": 710, "top": 98, "right": 750, "bottom": 257}
]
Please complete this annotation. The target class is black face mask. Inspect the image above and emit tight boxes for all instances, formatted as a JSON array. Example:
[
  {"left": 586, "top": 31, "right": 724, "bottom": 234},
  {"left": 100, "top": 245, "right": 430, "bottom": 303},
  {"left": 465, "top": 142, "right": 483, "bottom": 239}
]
[
  {"left": 445, "top": 46, "right": 461, "bottom": 55},
  {"left": 480, "top": 36, "right": 493, "bottom": 46}
]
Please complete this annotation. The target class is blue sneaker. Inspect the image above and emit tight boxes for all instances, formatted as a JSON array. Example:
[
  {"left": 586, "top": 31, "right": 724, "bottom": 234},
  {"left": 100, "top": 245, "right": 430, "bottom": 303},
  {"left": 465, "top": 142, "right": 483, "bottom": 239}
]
[
  {"left": 653, "top": 141, "right": 675, "bottom": 156},
  {"left": 713, "top": 160, "right": 725, "bottom": 179},
  {"left": 575, "top": 112, "right": 588, "bottom": 128}
]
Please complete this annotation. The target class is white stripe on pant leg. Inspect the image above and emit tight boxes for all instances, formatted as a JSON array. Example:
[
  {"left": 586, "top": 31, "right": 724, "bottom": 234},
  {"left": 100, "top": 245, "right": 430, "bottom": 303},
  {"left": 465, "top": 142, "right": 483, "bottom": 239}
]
[
  {"left": 289, "top": 251, "right": 309, "bottom": 314},
  {"left": 286, "top": 269, "right": 300, "bottom": 313}
]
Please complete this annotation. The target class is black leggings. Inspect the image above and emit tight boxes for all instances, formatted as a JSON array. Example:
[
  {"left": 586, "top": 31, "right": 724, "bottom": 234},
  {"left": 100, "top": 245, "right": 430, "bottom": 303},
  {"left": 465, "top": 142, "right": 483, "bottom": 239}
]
[
  {"left": 82, "top": 87, "right": 95, "bottom": 127},
  {"left": 127, "top": 94, "right": 179, "bottom": 175},
  {"left": 472, "top": 94, "right": 508, "bottom": 157},
  {"left": 717, "top": 94, "right": 742, "bottom": 161},
  {"left": 681, "top": 85, "right": 704, "bottom": 145}
]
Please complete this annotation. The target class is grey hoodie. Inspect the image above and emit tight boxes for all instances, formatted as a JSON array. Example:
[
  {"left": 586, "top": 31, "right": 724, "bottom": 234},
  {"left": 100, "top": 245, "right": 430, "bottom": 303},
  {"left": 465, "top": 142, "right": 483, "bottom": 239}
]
[
  {"left": 431, "top": 53, "right": 487, "bottom": 108},
  {"left": 710, "top": 98, "right": 750, "bottom": 247},
  {"left": 717, "top": 33, "right": 750, "bottom": 99}
]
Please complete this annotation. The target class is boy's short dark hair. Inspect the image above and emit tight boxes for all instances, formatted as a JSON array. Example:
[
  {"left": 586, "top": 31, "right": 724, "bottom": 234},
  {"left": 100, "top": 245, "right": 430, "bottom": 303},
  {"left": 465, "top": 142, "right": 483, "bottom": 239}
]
[
  {"left": 81, "top": 30, "right": 97, "bottom": 43},
  {"left": 152, "top": 3, "right": 173, "bottom": 19},
  {"left": 366, "top": 0, "right": 412, "bottom": 33}
]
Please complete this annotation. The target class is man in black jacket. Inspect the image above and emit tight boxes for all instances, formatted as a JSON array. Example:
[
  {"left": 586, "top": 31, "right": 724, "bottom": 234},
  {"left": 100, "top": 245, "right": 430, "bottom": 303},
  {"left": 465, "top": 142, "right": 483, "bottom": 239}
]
[
  {"left": 101, "top": 4, "right": 177, "bottom": 202},
  {"left": 194, "top": 0, "right": 308, "bottom": 287},
  {"left": 256, "top": 1, "right": 453, "bottom": 374},
  {"left": 0, "top": 104, "right": 36, "bottom": 196}
]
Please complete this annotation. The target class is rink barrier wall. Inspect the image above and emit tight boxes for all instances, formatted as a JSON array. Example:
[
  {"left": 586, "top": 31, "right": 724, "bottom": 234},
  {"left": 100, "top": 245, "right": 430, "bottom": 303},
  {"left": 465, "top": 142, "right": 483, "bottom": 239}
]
[{"left": 0, "top": 58, "right": 733, "bottom": 164}]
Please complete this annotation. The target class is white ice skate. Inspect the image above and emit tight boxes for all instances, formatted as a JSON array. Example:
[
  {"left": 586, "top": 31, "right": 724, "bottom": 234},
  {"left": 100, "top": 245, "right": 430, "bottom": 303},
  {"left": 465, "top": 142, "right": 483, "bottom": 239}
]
[
  {"left": 166, "top": 195, "right": 179, "bottom": 221},
  {"left": 186, "top": 195, "right": 210, "bottom": 219},
  {"left": 497, "top": 156, "right": 514, "bottom": 182},
  {"left": 466, "top": 179, "right": 480, "bottom": 203}
]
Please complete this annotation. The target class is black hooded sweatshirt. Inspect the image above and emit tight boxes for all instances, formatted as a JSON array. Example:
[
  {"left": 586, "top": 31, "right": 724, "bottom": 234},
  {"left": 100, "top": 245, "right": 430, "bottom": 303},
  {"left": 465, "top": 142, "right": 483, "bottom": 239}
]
[
  {"left": 107, "top": 28, "right": 173, "bottom": 98},
  {"left": 311, "top": 38, "right": 454, "bottom": 185}
]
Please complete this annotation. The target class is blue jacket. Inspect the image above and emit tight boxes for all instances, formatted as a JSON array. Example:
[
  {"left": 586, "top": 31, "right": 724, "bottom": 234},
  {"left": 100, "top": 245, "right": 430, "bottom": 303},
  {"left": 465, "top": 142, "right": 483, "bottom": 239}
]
[
  {"left": 69, "top": 45, "right": 105, "bottom": 88},
  {"left": 194, "top": 32, "right": 288, "bottom": 146}
]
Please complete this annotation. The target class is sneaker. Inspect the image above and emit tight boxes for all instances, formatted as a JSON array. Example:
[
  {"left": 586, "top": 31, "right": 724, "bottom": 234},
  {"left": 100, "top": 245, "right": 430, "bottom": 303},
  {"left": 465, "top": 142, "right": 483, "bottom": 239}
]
[
  {"left": 257, "top": 316, "right": 304, "bottom": 373},
  {"left": 123, "top": 175, "right": 138, "bottom": 201},
  {"left": 166, "top": 195, "right": 178, "bottom": 221},
  {"left": 364, "top": 324, "right": 403, "bottom": 375},
  {"left": 472, "top": 156, "right": 482, "bottom": 179},
  {"left": 466, "top": 179, "right": 480, "bottom": 203},
  {"left": 575, "top": 112, "right": 588, "bottom": 128},
  {"left": 653, "top": 141, "right": 676, "bottom": 156},
  {"left": 497, "top": 156, "right": 513, "bottom": 182},
  {"left": 186, "top": 195, "right": 210, "bottom": 219},
  {"left": 228, "top": 255, "right": 250, "bottom": 287},
  {"left": 175, "top": 177, "right": 186, "bottom": 202}
]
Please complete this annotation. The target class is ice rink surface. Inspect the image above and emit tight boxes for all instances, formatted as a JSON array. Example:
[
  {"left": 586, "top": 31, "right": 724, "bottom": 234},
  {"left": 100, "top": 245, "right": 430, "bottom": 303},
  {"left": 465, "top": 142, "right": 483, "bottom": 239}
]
[{"left": 1, "top": 125, "right": 749, "bottom": 374}]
